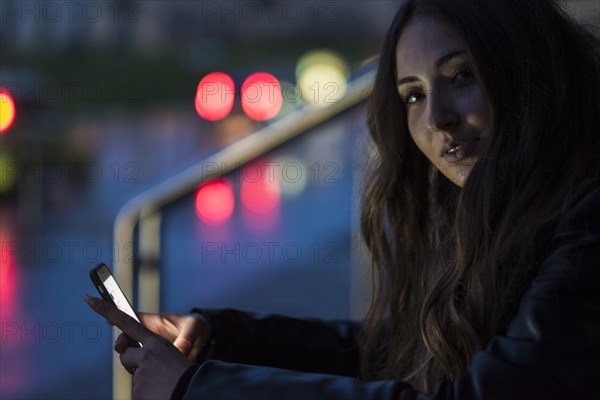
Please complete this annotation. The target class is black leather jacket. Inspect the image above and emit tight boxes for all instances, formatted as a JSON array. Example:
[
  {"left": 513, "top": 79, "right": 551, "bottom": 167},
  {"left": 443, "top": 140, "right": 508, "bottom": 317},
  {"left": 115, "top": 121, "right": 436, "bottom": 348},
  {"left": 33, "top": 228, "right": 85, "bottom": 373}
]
[{"left": 176, "top": 186, "right": 600, "bottom": 399}]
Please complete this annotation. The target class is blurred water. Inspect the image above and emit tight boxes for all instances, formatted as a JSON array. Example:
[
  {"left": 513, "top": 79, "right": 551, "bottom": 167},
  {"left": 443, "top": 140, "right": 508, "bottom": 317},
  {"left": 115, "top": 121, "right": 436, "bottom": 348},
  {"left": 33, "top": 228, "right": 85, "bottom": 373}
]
[{"left": 0, "top": 106, "right": 368, "bottom": 399}]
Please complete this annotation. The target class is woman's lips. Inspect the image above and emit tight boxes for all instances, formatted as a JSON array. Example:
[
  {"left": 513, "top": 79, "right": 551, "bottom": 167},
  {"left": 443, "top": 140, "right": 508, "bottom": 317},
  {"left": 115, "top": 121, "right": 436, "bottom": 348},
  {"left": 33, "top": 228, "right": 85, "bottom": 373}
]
[{"left": 441, "top": 138, "right": 480, "bottom": 163}]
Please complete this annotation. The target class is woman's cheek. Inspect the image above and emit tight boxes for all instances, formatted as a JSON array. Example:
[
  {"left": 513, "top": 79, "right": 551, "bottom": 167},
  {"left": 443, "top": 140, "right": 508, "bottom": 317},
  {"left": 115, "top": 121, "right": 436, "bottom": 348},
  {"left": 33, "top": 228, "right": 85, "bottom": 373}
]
[{"left": 464, "top": 89, "right": 492, "bottom": 135}]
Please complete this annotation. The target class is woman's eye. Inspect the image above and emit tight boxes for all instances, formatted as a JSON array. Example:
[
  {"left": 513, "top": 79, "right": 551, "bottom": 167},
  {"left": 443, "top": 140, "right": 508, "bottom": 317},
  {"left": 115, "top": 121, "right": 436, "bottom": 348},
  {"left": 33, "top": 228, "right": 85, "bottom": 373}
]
[
  {"left": 402, "top": 91, "right": 425, "bottom": 106},
  {"left": 451, "top": 67, "right": 475, "bottom": 85}
]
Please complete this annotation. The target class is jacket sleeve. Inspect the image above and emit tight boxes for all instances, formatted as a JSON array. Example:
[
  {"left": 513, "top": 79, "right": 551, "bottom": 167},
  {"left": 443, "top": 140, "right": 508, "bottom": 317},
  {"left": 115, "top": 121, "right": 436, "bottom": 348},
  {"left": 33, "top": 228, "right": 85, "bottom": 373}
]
[
  {"left": 180, "top": 187, "right": 600, "bottom": 400},
  {"left": 190, "top": 308, "right": 362, "bottom": 377}
]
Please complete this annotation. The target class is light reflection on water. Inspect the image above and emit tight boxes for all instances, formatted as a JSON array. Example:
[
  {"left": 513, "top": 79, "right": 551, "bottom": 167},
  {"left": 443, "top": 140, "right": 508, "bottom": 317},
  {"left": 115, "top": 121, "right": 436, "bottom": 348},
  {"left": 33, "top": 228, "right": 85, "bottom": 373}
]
[
  {"left": 1, "top": 211, "right": 18, "bottom": 320},
  {"left": 0, "top": 209, "right": 28, "bottom": 397}
]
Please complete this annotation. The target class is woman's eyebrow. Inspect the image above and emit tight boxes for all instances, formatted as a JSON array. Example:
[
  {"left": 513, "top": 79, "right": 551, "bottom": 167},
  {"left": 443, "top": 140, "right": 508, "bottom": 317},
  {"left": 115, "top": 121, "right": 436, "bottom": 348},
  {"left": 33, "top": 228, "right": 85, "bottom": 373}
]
[
  {"left": 397, "top": 49, "right": 467, "bottom": 87},
  {"left": 435, "top": 49, "right": 466, "bottom": 69},
  {"left": 397, "top": 76, "right": 420, "bottom": 87}
]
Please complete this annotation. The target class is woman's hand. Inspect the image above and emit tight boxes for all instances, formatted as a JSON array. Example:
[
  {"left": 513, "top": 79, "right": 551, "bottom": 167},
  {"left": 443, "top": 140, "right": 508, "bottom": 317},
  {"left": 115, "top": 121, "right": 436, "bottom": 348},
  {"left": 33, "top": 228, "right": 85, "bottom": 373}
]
[
  {"left": 83, "top": 295, "right": 207, "bottom": 400},
  {"left": 115, "top": 311, "right": 211, "bottom": 362}
]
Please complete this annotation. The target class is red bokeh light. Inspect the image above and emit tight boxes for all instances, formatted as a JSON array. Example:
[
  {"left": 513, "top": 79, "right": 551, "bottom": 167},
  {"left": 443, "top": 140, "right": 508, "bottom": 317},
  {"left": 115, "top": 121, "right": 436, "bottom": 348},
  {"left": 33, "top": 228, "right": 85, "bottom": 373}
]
[
  {"left": 195, "top": 179, "right": 235, "bottom": 225},
  {"left": 195, "top": 72, "right": 235, "bottom": 121},
  {"left": 241, "top": 163, "right": 281, "bottom": 214},
  {"left": 0, "top": 89, "right": 16, "bottom": 134},
  {"left": 241, "top": 72, "right": 282, "bottom": 121}
]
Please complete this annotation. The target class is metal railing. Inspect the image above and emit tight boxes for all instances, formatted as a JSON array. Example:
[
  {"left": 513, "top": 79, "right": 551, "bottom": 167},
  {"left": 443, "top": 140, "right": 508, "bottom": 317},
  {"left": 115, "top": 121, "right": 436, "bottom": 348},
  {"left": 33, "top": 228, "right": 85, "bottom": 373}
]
[{"left": 111, "top": 69, "right": 375, "bottom": 399}]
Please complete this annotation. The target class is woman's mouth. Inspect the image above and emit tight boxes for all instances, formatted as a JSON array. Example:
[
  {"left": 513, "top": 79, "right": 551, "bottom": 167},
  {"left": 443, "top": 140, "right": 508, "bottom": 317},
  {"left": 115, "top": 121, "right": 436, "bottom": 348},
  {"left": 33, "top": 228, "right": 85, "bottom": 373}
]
[{"left": 442, "top": 138, "right": 480, "bottom": 163}]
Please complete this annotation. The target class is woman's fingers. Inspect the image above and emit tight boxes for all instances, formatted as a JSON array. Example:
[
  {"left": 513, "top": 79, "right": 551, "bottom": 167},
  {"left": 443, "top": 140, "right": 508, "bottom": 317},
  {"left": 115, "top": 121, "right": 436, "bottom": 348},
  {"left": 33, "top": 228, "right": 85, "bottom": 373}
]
[
  {"left": 173, "top": 316, "right": 197, "bottom": 355},
  {"left": 173, "top": 335, "right": 194, "bottom": 356},
  {"left": 136, "top": 312, "right": 155, "bottom": 329},
  {"left": 85, "top": 297, "right": 206, "bottom": 362},
  {"left": 176, "top": 314, "right": 211, "bottom": 360},
  {"left": 138, "top": 312, "right": 181, "bottom": 341},
  {"left": 119, "top": 347, "right": 143, "bottom": 374},
  {"left": 83, "top": 295, "right": 157, "bottom": 346},
  {"left": 114, "top": 333, "right": 130, "bottom": 353}
]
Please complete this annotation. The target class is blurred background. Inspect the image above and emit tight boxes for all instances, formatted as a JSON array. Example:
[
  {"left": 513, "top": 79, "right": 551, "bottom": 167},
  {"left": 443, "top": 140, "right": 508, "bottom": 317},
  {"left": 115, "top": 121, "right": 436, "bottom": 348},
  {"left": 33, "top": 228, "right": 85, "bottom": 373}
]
[{"left": 0, "top": 1, "right": 598, "bottom": 399}]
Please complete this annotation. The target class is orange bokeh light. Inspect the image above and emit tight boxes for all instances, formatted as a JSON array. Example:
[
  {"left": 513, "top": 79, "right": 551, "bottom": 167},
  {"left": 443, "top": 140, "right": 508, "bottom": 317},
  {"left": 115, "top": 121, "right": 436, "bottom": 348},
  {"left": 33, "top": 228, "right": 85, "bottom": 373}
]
[{"left": 0, "top": 89, "right": 16, "bottom": 134}]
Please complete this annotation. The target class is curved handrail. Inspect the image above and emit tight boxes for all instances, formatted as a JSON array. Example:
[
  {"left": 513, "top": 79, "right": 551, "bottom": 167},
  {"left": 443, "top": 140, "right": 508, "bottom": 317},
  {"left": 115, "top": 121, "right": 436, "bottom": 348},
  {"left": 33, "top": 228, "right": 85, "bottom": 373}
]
[{"left": 111, "top": 69, "right": 375, "bottom": 399}]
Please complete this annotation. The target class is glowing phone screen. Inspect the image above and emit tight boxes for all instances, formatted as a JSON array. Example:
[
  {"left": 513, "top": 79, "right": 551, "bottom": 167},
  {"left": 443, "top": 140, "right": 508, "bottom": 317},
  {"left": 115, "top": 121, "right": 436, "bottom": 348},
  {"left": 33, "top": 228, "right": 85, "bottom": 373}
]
[{"left": 96, "top": 264, "right": 140, "bottom": 323}]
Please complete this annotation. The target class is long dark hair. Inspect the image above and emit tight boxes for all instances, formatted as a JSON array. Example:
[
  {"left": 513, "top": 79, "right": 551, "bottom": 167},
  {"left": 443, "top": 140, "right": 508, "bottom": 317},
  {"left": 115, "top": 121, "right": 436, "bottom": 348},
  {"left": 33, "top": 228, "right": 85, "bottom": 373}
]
[{"left": 360, "top": 0, "right": 600, "bottom": 393}]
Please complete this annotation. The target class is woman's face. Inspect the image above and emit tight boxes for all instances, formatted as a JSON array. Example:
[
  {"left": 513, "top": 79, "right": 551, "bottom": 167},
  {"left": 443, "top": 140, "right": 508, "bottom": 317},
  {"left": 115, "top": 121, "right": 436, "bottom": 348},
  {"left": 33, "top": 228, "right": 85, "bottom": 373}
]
[{"left": 395, "top": 17, "right": 492, "bottom": 187}]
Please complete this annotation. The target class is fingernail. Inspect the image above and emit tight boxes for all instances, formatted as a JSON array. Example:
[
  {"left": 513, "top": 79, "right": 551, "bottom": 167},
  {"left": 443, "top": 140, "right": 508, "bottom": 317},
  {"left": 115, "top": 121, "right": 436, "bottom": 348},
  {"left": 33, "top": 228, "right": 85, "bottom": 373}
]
[{"left": 84, "top": 295, "right": 100, "bottom": 308}]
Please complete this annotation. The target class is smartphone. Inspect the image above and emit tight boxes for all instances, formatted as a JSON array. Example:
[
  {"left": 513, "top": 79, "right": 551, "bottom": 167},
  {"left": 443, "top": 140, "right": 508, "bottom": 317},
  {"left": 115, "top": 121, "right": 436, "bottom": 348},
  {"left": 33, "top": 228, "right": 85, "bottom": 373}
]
[{"left": 90, "top": 263, "right": 142, "bottom": 346}]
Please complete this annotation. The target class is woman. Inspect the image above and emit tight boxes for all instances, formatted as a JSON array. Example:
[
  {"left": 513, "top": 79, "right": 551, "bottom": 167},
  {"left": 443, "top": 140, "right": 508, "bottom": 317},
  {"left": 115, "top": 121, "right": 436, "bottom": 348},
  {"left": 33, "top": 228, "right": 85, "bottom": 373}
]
[{"left": 85, "top": 0, "right": 600, "bottom": 398}]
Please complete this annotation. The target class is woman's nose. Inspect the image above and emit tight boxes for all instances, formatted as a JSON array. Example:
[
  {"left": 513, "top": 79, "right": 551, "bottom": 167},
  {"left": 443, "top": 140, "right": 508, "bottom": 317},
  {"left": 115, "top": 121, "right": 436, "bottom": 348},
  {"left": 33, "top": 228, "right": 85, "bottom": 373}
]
[{"left": 426, "top": 91, "right": 458, "bottom": 132}]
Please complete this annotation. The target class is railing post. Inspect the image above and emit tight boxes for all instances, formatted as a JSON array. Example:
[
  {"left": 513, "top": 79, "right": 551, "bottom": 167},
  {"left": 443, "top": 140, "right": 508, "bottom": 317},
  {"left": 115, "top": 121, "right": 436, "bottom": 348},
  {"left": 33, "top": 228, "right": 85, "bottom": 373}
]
[
  {"left": 113, "top": 209, "right": 137, "bottom": 400},
  {"left": 139, "top": 212, "right": 162, "bottom": 314}
]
